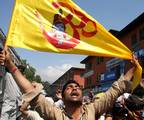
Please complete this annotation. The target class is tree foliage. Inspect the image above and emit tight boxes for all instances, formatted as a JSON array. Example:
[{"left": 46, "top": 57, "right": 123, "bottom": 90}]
[{"left": 21, "top": 59, "right": 42, "bottom": 83}]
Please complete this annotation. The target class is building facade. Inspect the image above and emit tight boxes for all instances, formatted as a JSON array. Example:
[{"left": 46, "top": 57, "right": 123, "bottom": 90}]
[{"left": 81, "top": 12, "right": 144, "bottom": 94}]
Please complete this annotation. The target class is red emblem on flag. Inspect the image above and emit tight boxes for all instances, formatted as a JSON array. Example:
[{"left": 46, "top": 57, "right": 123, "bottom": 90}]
[
  {"left": 35, "top": 10, "right": 80, "bottom": 49},
  {"left": 42, "top": 29, "right": 79, "bottom": 49}
]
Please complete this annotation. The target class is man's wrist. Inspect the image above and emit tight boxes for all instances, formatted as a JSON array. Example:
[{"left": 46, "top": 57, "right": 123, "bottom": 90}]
[
  {"left": 10, "top": 67, "right": 18, "bottom": 74},
  {"left": 6, "top": 61, "right": 17, "bottom": 73}
]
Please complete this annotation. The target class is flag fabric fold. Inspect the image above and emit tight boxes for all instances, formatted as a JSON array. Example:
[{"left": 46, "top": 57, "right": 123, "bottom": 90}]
[{"left": 6, "top": 0, "right": 142, "bottom": 90}]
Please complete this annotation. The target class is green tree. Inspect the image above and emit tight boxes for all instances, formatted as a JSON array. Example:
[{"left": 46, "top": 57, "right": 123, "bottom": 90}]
[
  {"left": 21, "top": 59, "right": 42, "bottom": 83},
  {"left": 34, "top": 75, "right": 41, "bottom": 83}
]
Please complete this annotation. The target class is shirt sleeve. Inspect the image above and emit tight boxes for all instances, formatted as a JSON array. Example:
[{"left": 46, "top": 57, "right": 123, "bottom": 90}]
[
  {"left": 22, "top": 84, "right": 63, "bottom": 119},
  {"left": 27, "top": 110, "right": 44, "bottom": 120},
  {"left": 30, "top": 94, "right": 63, "bottom": 119},
  {"left": 93, "top": 75, "right": 132, "bottom": 117}
]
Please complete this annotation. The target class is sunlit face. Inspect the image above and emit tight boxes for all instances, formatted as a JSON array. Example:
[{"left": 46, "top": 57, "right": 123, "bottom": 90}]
[{"left": 63, "top": 83, "right": 83, "bottom": 103}]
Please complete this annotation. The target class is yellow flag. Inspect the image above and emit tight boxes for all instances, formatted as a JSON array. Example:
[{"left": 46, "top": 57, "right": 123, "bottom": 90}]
[{"left": 6, "top": 0, "right": 142, "bottom": 90}]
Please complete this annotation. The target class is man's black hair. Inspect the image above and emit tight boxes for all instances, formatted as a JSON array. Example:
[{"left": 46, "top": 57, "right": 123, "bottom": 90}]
[
  {"left": 62, "top": 80, "right": 80, "bottom": 98},
  {"left": 125, "top": 95, "right": 144, "bottom": 111}
]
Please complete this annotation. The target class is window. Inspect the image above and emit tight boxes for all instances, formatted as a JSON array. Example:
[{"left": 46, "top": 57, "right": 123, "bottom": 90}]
[
  {"left": 96, "top": 57, "right": 104, "bottom": 64},
  {"left": 80, "top": 73, "right": 84, "bottom": 77},
  {"left": 86, "top": 63, "right": 92, "bottom": 71},
  {"left": 96, "top": 73, "right": 101, "bottom": 82},
  {"left": 131, "top": 34, "right": 137, "bottom": 45},
  {"left": 87, "top": 77, "right": 92, "bottom": 86},
  {"left": 139, "top": 27, "right": 144, "bottom": 40},
  {"left": 131, "top": 34, "right": 138, "bottom": 50}
]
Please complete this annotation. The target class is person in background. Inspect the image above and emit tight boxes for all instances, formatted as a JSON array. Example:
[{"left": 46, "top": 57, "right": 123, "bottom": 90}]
[
  {"left": 0, "top": 66, "right": 23, "bottom": 120},
  {"left": 82, "top": 90, "right": 94, "bottom": 104},
  {"left": 111, "top": 92, "right": 144, "bottom": 120},
  {"left": 54, "top": 88, "right": 64, "bottom": 109},
  {"left": 88, "top": 90, "right": 94, "bottom": 101}
]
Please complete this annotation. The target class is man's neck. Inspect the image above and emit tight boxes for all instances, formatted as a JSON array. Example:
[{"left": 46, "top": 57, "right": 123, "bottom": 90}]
[{"left": 64, "top": 102, "right": 83, "bottom": 120}]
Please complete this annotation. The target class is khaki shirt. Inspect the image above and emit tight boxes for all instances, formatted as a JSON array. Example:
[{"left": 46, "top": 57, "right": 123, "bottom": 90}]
[{"left": 23, "top": 75, "right": 131, "bottom": 120}]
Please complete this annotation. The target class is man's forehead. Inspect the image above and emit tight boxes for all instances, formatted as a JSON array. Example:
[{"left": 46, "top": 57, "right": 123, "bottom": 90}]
[{"left": 66, "top": 83, "right": 79, "bottom": 87}]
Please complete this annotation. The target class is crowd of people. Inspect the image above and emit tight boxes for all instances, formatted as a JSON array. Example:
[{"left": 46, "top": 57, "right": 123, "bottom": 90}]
[{"left": 0, "top": 47, "right": 143, "bottom": 120}]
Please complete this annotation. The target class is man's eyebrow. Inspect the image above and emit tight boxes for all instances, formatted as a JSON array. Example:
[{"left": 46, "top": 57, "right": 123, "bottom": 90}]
[
  {"left": 66, "top": 84, "right": 73, "bottom": 87},
  {"left": 67, "top": 84, "right": 75, "bottom": 87}
]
